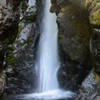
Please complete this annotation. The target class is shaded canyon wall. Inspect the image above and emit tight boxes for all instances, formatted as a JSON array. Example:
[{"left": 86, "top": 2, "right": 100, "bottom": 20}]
[{"left": 51, "top": 0, "right": 100, "bottom": 99}]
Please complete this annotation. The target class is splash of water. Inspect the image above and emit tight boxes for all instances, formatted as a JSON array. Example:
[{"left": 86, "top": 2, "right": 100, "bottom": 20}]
[{"left": 16, "top": 89, "right": 76, "bottom": 100}]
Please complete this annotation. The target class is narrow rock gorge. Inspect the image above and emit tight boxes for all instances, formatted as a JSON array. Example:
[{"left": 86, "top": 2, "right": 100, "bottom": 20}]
[{"left": 0, "top": 0, "right": 100, "bottom": 100}]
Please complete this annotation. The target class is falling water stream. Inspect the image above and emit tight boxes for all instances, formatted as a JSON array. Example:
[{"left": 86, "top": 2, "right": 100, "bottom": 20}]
[
  {"left": 38, "top": 0, "right": 59, "bottom": 92},
  {"left": 16, "top": 0, "right": 75, "bottom": 99}
]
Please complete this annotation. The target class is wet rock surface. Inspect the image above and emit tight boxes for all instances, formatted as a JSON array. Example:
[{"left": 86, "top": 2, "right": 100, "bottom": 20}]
[
  {"left": 51, "top": 0, "right": 100, "bottom": 99},
  {"left": 75, "top": 28, "right": 100, "bottom": 100},
  {"left": 75, "top": 72, "right": 100, "bottom": 100},
  {"left": 0, "top": 0, "right": 42, "bottom": 99},
  {"left": 4, "top": 23, "right": 38, "bottom": 96},
  {"left": 51, "top": 0, "right": 93, "bottom": 91},
  {"left": 0, "top": 0, "right": 28, "bottom": 98},
  {"left": 2, "top": 0, "right": 44, "bottom": 99}
]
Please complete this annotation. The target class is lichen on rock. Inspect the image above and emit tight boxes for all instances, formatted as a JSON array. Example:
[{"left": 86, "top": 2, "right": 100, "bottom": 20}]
[{"left": 85, "top": 0, "right": 100, "bottom": 25}]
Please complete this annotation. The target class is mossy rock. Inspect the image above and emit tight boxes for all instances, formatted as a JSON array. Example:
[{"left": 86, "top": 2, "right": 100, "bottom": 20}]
[
  {"left": 85, "top": 0, "right": 92, "bottom": 8},
  {"left": 6, "top": 44, "right": 16, "bottom": 66},
  {"left": 58, "top": 5, "right": 91, "bottom": 62},
  {"left": 57, "top": 2, "right": 93, "bottom": 90},
  {"left": 85, "top": 0, "right": 100, "bottom": 25},
  {"left": 94, "top": 72, "right": 100, "bottom": 81},
  {"left": 21, "top": 5, "right": 37, "bottom": 23},
  {"left": 90, "top": 9, "right": 100, "bottom": 25},
  {"left": 17, "top": 24, "right": 23, "bottom": 38}
]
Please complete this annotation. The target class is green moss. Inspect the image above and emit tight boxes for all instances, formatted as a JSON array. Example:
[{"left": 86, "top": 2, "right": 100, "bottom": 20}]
[
  {"left": 7, "top": 56, "right": 16, "bottom": 65},
  {"left": 6, "top": 44, "right": 16, "bottom": 66},
  {"left": 85, "top": 0, "right": 91, "bottom": 9},
  {"left": 18, "top": 24, "right": 23, "bottom": 33},
  {"left": 90, "top": 9, "right": 100, "bottom": 25},
  {"left": 8, "top": 44, "right": 16, "bottom": 51},
  {"left": 22, "top": 19, "right": 32, "bottom": 23},
  {"left": 96, "top": 2, "right": 100, "bottom": 8},
  {"left": 17, "top": 24, "right": 23, "bottom": 38},
  {"left": 22, "top": 19, "right": 27, "bottom": 23},
  {"left": 85, "top": 0, "right": 100, "bottom": 25},
  {"left": 94, "top": 72, "right": 100, "bottom": 81},
  {"left": 22, "top": 19, "right": 29, "bottom": 23},
  {"left": 29, "top": 5, "right": 37, "bottom": 10}
]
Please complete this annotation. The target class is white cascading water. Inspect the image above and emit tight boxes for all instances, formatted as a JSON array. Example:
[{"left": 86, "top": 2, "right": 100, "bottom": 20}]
[
  {"left": 38, "top": 0, "right": 59, "bottom": 92},
  {"left": 16, "top": 0, "right": 75, "bottom": 99}
]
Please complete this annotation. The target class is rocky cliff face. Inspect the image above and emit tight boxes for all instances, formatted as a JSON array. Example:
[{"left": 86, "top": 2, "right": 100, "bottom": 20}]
[
  {"left": 0, "top": 0, "right": 28, "bottom": 47},
  {"left": 0, "top": 0, "right": 29, "bottom": 98},
  {"left": 51, "top": 0, "right": 100, "bottom": 99},
  {"left": 2, "top": 0, "right": 43, "bottom": 99},
  {"left": 51, "top": 0, "right": 93, "bottom": 91},
  {"left": 85, "top": 0, "right": 100, "bottom": 86},
  {"left": 0, "top": 0, "right": 28, "bottom": 68}
]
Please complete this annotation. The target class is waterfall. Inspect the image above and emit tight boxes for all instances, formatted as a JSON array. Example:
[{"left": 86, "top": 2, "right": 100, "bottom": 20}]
[
  {"left": 37, "top": 0, "right": 59, "bottom": 92},
  {"left": 16, "top": 0, "right": 76, "bottom": 99}
]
